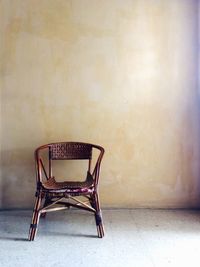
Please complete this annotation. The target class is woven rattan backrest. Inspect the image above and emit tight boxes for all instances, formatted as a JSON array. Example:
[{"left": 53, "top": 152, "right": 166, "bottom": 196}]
[{"left": 49, "top": 142, "right": 92, "bottom": 160}]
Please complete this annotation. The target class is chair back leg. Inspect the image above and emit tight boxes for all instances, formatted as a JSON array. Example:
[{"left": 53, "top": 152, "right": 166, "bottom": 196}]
[{"left": 41, "top": 196, "right": 51, "bottom": 218}]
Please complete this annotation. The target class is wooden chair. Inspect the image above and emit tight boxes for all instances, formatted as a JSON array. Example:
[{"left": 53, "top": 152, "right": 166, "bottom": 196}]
[{"left": 28, "top": 142, "right": 105, "bottom": 241}]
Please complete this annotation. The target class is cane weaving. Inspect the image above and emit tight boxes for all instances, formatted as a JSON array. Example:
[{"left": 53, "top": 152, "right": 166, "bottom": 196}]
[{"left": 50, "top": 143, "right": 92, "bottom": 160}]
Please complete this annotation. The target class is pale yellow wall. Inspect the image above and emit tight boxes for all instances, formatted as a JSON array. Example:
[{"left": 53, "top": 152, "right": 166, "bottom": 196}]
[{"left": 0, "top": 0, "right": 200, "bottom": 208}]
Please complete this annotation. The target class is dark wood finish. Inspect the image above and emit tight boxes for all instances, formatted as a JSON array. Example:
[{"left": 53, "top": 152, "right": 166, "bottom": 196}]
[{"left": 28, "top": 142, "right": 105, "bottom": 241}]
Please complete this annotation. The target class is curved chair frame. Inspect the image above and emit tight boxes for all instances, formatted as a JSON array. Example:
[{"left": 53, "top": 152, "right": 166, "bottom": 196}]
[{"left": 28, "top": 142, "right": 104, "bottom": 241}]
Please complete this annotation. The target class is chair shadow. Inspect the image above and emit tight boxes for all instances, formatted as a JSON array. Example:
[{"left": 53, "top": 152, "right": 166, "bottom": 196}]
[
  {"left": 47, "top": 232, "right": 97, "bottom": 238},
  {"left": 0, "top": 236, "right": 28, "bottom": 241}
]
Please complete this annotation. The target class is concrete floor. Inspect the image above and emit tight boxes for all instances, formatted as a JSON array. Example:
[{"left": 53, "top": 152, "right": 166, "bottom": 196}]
[{"left": 0, "top": 209, "right": 200, "bottom": 267}]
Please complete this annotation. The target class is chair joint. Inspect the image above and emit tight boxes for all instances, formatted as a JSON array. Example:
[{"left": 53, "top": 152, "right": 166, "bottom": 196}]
[
  {"left": 95, "top": 212, "right": 102, "bottom": 225},
  {"left": 30, "top": 223, "right": 37, "bottom": 229},
  {"left": 35, "top": 191, "right": 40, "bottom": 197},
  {"left": 37, "top": 182, "right": 42, "bottom": 190}
]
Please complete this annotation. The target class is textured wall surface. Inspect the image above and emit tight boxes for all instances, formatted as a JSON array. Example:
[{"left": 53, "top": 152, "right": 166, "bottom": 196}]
[{"left": 0, "top": 0, "right": 200, "bottom": 208}]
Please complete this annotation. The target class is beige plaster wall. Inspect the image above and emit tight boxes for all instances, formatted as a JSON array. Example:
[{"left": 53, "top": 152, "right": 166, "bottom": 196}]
[{"left": 0, "top": 0, "right": 200, "bottom": 208}]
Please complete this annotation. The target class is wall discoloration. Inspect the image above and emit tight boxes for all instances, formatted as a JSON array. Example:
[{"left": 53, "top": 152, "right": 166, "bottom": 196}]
[{"left": 0, "top": 0, "right": 200, "bottom": 208}]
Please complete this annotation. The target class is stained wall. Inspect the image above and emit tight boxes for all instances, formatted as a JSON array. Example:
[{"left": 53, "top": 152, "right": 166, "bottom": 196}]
[{"left": 0, "top": 0, "right": 200, "bottom": 208}]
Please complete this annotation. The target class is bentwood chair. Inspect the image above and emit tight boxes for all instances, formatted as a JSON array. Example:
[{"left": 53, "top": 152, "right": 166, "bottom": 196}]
[{"left": 28, "top": 142, "right": 105, "bottom": 241}]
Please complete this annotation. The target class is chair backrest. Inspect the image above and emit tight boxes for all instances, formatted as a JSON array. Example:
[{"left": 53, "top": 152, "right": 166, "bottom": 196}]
[
  {"left": 35, "top": 142, "right": 104, "bottom": 187},
  {"left": 50, "top": 142, "right": 92, "bottom": 160}
]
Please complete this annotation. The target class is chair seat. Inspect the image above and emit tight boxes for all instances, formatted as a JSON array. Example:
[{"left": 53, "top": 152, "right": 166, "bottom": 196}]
[{"left": 41, "top": 172, "right": 94, "bottom": 194}]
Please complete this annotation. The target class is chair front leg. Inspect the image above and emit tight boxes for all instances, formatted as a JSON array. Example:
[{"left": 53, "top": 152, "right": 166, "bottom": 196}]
[
  {"left": 91, "top": 192, "right": 105, "bottom": 238},
  {"left": 28, "top": 192, "right": 42, "bottom": 241}
]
